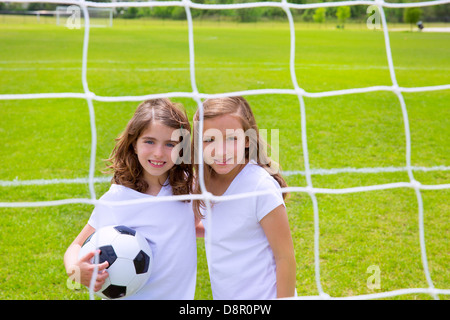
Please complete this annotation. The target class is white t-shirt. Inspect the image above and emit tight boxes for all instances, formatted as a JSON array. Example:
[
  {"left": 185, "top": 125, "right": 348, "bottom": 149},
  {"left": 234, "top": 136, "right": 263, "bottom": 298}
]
[
  {"left": 88, "top": 183, "right": 197, "bottom": 300},
  {"left": 201, "top": 162, "right": 285, "bottom": 300}
]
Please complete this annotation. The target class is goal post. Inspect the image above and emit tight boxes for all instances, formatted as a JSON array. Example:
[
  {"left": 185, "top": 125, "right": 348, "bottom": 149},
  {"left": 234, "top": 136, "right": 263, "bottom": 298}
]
[{"left": 55, "top": 5, "right": 114, "bottom": 28}]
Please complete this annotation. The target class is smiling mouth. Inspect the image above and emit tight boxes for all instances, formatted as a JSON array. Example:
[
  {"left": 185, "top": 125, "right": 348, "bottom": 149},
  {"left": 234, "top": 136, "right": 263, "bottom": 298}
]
[
  {"left": 149, "top": 160, "right": 165, "bottom": 168},
  {"left": 214, "top": 158, "right": 233, "bottom": 165}
]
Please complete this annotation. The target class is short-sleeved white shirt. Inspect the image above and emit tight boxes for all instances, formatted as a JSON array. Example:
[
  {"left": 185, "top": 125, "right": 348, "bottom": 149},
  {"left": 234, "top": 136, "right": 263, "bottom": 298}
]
[
  {"left": 88, "top": 183, "right": 197, "bottom": 300},
  {"left": 201, "top": 162, "right": 285, "bottom": 300}
]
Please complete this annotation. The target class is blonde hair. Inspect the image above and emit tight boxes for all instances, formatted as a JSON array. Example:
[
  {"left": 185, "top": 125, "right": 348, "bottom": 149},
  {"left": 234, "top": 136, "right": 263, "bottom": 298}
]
[
  {"left": 192, "top": 96, "right": 287, "bottom": 217},
  {"left": 106, "top": 98, "right": 193, "bottom": 199}
]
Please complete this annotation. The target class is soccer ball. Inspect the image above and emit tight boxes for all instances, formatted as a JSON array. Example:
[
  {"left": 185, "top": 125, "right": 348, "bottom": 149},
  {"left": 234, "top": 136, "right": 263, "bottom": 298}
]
[{"left": 78, "top": 225, "right": 153, "bottom": 299}]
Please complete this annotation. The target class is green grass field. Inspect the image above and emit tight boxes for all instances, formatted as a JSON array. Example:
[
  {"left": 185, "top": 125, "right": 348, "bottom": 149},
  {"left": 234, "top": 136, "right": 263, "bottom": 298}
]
[{"left": 0, "top": 15, "right": 449, "bottom": 300}]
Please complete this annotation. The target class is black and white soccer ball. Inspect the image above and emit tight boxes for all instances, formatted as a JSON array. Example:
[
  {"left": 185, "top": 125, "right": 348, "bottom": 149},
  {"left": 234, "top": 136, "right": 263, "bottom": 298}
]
[{"left": 78, "top": 225, "right": 153, "bottom": 299}]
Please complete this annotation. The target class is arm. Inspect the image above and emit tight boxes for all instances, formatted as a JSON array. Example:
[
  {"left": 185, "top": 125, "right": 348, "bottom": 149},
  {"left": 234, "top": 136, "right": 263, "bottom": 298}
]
[
  {"left": 64, "top": 224, "right": 109, "bottom": 291},
  {"left": 260, "top": 204, "right": 296, "bottom": 298}
]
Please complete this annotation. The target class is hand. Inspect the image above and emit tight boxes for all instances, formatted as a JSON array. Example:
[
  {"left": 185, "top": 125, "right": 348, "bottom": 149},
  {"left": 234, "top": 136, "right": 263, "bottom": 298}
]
[{"left": 77, "top": 250, "right": 110, "bottom": 292}]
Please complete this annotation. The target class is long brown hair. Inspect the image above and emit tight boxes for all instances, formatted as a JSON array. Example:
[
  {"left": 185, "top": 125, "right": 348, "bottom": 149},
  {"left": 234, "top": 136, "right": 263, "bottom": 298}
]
[
  {"left": 105, "top": 98, "right": 192, "bottom": 198},
  {"left": 192, "top": 96, "right": 287, "bottom": 217}
]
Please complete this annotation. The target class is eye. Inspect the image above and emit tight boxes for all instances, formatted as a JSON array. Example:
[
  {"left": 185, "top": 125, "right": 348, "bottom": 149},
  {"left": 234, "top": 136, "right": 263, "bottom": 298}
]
[
  {"left": 203, "top": 137, "right": 214, "bottom": 143},
  {"left": 226, "top": 136, "right": 238, "bottom": 141},
  {"left": 166, "top": 142, "right": 176, "bottom": 148},
  {"left": 144, "top": 140, "right": 154, "bottom": 145}
]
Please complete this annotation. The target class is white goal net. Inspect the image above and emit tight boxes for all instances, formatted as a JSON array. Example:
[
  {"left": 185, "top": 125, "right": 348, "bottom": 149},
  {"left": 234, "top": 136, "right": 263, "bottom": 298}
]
[
  {"left": 0, "top": 0, "right": 449, "bottom": 300},
  {"left": 56, "top": 5, "right": 113, "bottom": 28}
]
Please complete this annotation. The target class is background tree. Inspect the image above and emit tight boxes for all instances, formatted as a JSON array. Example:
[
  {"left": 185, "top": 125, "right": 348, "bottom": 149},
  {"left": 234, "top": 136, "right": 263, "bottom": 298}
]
[{"left": 313, "top": 7, "right": 326, "bottom": 24}]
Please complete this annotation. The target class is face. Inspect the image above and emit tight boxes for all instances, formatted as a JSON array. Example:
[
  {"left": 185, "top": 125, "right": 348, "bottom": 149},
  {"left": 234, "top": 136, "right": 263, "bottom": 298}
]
[
  {"left": 135, "top": 121, "right": 179, "bottom": 186},
  {"left": 202, "top": 114, "right": 248, "bottom": 178}
]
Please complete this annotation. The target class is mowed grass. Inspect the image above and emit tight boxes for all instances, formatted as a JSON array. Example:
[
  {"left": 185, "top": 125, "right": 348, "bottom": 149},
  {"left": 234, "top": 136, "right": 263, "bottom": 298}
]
[{"left": 0, "top": 16, "right": 449, "bottom": 300}]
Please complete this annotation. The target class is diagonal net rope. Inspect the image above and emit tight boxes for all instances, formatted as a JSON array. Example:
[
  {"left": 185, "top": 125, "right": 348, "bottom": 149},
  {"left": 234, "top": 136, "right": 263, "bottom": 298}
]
[{"left": 0, "top": 0, "right": 449, "bottom": 300}]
